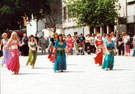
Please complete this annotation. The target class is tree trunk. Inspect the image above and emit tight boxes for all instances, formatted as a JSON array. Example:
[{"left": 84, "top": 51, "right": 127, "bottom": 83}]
[
  {"left": 88, "top": 24, "right": 91, "bottom": 34},
  {"left": 54, "top": 26, "right": 56, "bottom": 33},
  {"left": 36, "top": 19, "right": 39, "bottom": 33}
]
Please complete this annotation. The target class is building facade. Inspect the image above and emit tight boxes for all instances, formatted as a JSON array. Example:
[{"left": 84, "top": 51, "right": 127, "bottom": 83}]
[{"left": 62, "top": 0, "right": 135, "bottom": 36}]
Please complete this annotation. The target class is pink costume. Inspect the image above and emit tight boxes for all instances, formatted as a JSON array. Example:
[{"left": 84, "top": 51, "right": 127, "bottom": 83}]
[
  {"left": 7, "top": 40, "right": 20, "bottom": 73},
  {"left": 66, "top": 38, "right": 74, "bottom": 51}
]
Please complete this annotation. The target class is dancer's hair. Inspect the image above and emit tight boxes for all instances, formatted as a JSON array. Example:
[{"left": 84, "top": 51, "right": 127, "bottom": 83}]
[
  {"left": 9, "top": 32, "right": 18, "bottom": 41},
  {"left": 29, "top": 35, "right": 36, "bottom": 42},
  {"left": 2, "top": 33, "right": 7, "bottom": 38},
  {"left": 58, "top": 34, "right": 63, "bottom": 42}
]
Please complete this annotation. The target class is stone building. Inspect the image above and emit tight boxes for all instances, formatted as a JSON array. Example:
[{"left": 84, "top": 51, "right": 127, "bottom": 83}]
[{"left": 62, "top": 0, "right": 135, "bottom": 36}]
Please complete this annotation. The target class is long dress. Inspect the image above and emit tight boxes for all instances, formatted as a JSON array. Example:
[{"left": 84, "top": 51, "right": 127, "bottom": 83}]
[
  {"left": 54, "top": 41, "right": 66, "bottom": 71},
  {"left": 2, "top": 39, "right": 10, "bottom": 65},
  {"left": 66, "top": 38, "right": 74, "bottom": 54},
  {"left": 102, "top": 40, "right": 114, "bottom": 70},
  {"left": 7, "top": 40, "right": 20, "bottom": 73},
  {"left": 94, "top": 39, "right": 103, "bottom": 66},
  {"left": 48, "top": 38, "right": 57, "bottom": 63},
  {"left": 26, "top": 42, "right": 37, "bottom": 66}
]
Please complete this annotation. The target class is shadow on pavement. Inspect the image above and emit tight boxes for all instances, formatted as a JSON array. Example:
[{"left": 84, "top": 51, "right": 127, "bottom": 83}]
[
  {"left": 112, "top": 69, "right": 132, "bottom": 71},
  {"left": 63, "top": 71, "right": 85, "bottom": 73},
  {"left": 18, "top": 73, "right": 43, "bottom": 75},
  {"left": 67, "top": 64, "right": 79, "bottom": 66},
  {"left": 34, "top": 67, "right": 52, "bottom": 69}
]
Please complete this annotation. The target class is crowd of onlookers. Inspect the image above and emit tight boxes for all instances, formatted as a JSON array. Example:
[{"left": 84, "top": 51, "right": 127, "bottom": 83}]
[{"left": 0, "top": 31, "right": 135, "bottom": 57}]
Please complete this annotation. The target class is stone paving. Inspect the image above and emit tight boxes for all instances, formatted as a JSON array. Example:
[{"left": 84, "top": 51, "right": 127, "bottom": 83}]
[{"left": 0, "top": 54, "right": 135, "bottom": 94}]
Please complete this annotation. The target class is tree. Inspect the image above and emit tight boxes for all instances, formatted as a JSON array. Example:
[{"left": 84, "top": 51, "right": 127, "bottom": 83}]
[
  {"left": 0, "top": 0, "right": 50, "bottom": 33},
  {"left": 64, "top": 0, "right": 120, "bottom": 32},
  {"left": 45, "top": 0, "right": 62, "bottom": 33}
]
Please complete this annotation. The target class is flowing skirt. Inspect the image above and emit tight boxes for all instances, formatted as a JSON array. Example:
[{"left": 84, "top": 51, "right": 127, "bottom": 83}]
[
  {"left": 7, "top": 49, "right": 20, "bottom": 73},
  {"left": 54, "top": 50, "right": 66, "bottom": 71},
  {"left": 125, "top": 44, "right": 130, "bottom": 53},
  {"left": 48, "top": 47, "right": 56, "bottom": 63},
  {"left": 26, "top": 50, "right": 37, "bottom": 66},
  {"left": 94, "top": 49, "right": 103, "bottom": 66},
  {"left": 2, "top": 49, "right": 10, "bottom": 65},
  {"left": 102, "top": 52, "right": 114, "bottom": 69}
]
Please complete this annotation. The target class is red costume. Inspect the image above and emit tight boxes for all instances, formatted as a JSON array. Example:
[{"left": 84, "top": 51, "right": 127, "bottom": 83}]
[
  {"left": 94, "top": 39, "right": 103, "bottom": 66},
  {"left": 66, "top": 38, "right": 74, "bottom": 51}
]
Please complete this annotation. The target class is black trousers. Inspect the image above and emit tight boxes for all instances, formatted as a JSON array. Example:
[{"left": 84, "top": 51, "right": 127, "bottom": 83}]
[{"left": 118, "top": 45, "right": 124, "bottom": 55}]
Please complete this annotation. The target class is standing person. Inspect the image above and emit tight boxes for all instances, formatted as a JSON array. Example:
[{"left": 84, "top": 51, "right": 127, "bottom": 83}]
[
  {"left": 116, "top": 31, "right": 120, "bottom": 55},
  {"left": 90, "top": 34, "right": 96, "bottom": 54},
  {"left": 85, "top": 34, "right": 91, "bottom": 54},
  {"left": 102, "top": 33, "right": 106, "bottom": 45},
  {"left": 66, "top": 34, "right": 74, "bottom": 55},
  {"left": 118, "top": 34, "right": 124, "bottom": 56},
  {"left": 39, "top": 36, "right": 47, "bottom": 55},
  {"left": 125, "top": 33, "right": 130, "bottom": 56},
  {"left": 21, "top": 33, "right": 29, "bottom": 56},
  {"left": 75, "top": 35, "right": 80, "bottom": 54},
  {"left": 26, "top": 35, "right": 41, "bottom": 69},
  {"left": 0, "top": 33, "right": 10, "bottom": 66},
  {"left": 47, "top": 33, "right": 58, "bottom": 63},
  {"left": 4, "top": 32, "right": 20, "bottom": 74},
  {"left": 94, "top": 34, "right": 104, "bottom": 66},
  {"left": 102, "top": 34, "right": 115, "bottom": 71},
  {"left": 79, "top": 34, "right": 85, "bottom": 48},
  {"left": 133, "top": 35, "right": 135, "bottom": 57},
  {"left": 46, "top": 35, "right": 51, "bottom": 53},
  {"left": 53, "top": 34, "right": 67, "bottom": 72},
  {"left": 111, "top": 34, "right": 117, "bottom": 55},
  {"left": 35, "top": 33, "right": 39, "bottom": 45}
]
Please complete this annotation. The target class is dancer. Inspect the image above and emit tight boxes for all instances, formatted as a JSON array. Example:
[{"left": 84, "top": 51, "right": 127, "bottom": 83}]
[
  {"left": 0, "top": 33, "right": 10, "bottom": 66},
  {"left": 102, "top": 34, "right": 115, "bottom": 71},
  {"left": 4, "top": 32, "right": 20, "bottom": 74},
  {"left": 53, "top": 34, "right": 67, "bottom": 72},
  {"left": 94, "top": 34, "right": 104, "bottom": 66},
  {"left": 66, "top": 34, "right": 74, "bottom": 55},
  {"left": 47, "top": 33, "right": 58, "bottom": 63},
  {"left": 26, "top": 35, "right": 41, "bottom": 69}
]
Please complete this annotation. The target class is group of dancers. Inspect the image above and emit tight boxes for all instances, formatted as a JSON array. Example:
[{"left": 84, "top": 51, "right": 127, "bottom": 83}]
[
  {"left": 94, "top": 34, "right": 115, "bottom": 71},
  {"left": 1, "top": 31, "right": 132, "bottom": 74},
  {"left": 0, "top": 32, "right": 68, "bottom": 74}
]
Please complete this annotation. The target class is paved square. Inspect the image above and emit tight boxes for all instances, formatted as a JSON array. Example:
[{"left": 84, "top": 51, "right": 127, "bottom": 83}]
[{"left": 1, "top": 55, "right": 135, "bottom": 94}]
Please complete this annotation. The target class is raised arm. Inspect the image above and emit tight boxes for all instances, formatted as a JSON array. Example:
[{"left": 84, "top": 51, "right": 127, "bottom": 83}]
[{"left": 0, "top": 39, "right": 3, "bottom": 50}]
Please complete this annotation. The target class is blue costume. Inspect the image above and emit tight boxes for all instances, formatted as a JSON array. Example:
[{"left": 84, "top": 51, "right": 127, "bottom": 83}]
[
  {"left": 102, "top": 40, "right": 114, "bottom": 70},
  {"left": 54, "top": 41, "right": 67, "bottom": 71}
]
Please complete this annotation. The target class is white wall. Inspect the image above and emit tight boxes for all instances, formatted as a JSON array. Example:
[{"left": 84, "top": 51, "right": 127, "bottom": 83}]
[
  {"left": 64, "top": 26, "right": 89, "bottom": 36},
  {"left": 127, "top": 4, "right": 135, "bottom": 16},
  {"left": 26, "top": 19, "right": 45, "bottom": 37}
]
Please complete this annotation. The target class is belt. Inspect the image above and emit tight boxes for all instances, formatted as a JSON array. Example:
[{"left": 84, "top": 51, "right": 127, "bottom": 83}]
[{"left": 57, "top": 47, "right": 64, "bottom": 50}]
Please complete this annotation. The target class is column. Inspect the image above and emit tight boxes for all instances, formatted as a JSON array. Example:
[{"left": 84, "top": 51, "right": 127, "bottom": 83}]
[
  {"left": 100, "top": 26, "right": 102, "bottom": 35},
  {"left": 94, "top": 27, "right": 96, "bottom": 34},
  {"left": 107, "top": 25, "right": 109, "bottom": 34}
]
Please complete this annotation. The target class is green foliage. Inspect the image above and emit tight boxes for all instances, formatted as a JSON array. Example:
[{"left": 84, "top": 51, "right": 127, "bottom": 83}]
[
  {"left": 64, "top": 0, "right": 120, "bottom": 27},
  {"left": 0, "top": 0, "right": 50, "bottom": 32}
]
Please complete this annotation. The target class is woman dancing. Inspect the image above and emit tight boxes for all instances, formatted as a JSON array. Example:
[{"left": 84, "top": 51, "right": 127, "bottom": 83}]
[
  {"left": 26, "top": 35, "right": 41, "bottom": 69},
  {"left": 53, "top": 34, "right": 67, "bottom": 72},
  {"left": 47, "top": 33, "right": 58, "bottom": 63},
  {"left": 102, "top": 34, "right": 115, "bottom": 71},
  {"left": 4, "top": 32, "right": 20, "bottom": 74},
  {"left": 66, "top": 34, "right": 74, "bottom": 55},
  {"left": 0, "top": 33, "right": 10, "bottom": 67},
  {"left": 94, "top": 34, "right": 104, "bottom": 66}
]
